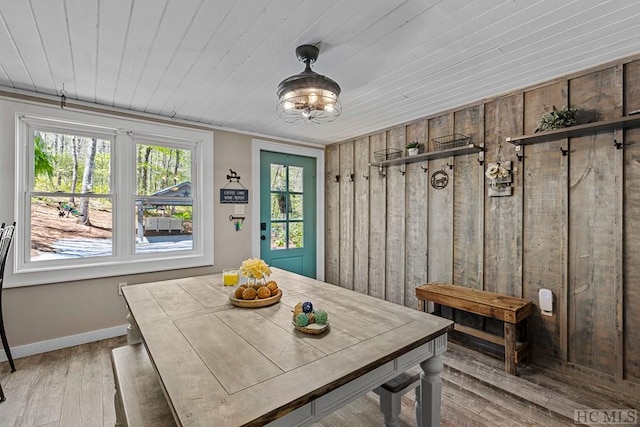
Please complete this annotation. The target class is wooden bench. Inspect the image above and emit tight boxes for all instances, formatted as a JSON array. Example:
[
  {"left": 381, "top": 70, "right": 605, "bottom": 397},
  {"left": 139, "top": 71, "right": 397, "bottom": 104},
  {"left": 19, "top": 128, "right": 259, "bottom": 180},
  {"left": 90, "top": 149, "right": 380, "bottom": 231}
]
[
  {"left": 110, "top": 343, "right": 176, "bottom": 427},
  {"left": 374, "top": 366, "right": 422, "bottom": 427},
  {"left": 416, "top": 283, "right": 533, "bottom": 375}
]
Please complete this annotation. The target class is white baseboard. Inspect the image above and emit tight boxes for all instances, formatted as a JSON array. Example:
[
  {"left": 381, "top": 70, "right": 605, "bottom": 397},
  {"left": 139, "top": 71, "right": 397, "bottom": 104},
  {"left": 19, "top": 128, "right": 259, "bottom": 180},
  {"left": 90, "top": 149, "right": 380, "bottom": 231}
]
[{"left": 0, "top": 324, "right": 128, "bottom": 361}]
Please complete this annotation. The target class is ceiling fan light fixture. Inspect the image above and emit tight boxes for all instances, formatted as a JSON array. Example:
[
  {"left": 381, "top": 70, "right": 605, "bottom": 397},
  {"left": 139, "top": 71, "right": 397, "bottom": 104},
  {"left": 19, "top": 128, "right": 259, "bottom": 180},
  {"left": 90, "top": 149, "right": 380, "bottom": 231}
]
[{"left": 276, "top": 44, "right": 342, "bottom": 123}]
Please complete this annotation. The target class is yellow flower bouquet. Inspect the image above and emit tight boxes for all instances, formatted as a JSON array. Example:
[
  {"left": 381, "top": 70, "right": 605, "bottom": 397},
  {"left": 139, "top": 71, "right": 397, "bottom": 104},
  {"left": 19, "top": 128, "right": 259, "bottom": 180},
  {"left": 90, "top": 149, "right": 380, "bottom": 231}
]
[{"left": 239, "top": 258, "right": 272, "bottom": 288}]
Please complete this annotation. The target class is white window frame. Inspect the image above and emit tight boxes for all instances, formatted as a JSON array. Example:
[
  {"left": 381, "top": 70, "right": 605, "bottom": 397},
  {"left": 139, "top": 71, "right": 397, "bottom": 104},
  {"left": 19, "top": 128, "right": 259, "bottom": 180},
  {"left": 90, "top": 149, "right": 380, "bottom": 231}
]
[{"left": 10, "top": 106, "right": 213, "bottom": 288}]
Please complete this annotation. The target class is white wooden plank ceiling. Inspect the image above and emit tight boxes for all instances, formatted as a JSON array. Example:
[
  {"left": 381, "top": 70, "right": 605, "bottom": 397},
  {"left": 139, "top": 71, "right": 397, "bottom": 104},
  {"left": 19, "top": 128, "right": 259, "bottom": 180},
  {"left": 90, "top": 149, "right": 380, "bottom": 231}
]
[{"left": 0, "top": 0, "right": 639, "bottom": 145}]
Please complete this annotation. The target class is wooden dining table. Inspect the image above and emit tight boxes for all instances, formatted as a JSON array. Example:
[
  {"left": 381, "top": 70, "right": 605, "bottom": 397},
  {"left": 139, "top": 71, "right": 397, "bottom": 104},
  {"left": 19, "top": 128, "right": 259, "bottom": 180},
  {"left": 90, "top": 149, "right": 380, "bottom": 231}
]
[{"left": 122, "top": 268, "right": 453, "bottom": 427}]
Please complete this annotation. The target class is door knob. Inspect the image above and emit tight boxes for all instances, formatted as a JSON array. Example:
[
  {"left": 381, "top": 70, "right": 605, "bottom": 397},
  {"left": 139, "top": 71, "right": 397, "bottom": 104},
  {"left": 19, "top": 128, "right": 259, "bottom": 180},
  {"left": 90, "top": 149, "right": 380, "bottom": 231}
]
[{"left": 260, "top": 235, "right": 266, "bottom": 240}]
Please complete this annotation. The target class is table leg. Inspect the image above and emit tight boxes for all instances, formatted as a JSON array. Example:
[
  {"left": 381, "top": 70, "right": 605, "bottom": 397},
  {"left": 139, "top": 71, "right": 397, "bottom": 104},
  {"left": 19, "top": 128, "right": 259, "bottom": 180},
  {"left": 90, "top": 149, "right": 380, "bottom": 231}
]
[
  {"left": 504, "top": 322, "right": 516, "bottom": 375},
  {"left": 126, "top": 312, "right": 142, "bottom": 345},
  {"left": 418, "top": 355, "right": 443, "bottom": 427}
]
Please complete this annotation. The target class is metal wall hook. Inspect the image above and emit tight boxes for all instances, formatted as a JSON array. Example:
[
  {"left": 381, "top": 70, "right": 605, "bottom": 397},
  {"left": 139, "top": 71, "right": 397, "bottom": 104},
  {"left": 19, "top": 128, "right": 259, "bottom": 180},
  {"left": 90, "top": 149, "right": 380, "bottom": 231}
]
[
  {"left": 399, "top": 169, "right": 406, "bottom": 176},
  {"left": 334, "top": 175, "right": 340, "bottom": 182},
  {"left": 59, "top": 83, "right": 67, "bottom": 109},
  {"left": 420, "top": 166, "right": 428, "bottom": 173},
  {"left": 614, "top": 139, "right": 623, "bottom": 149},
  {"left": 560, "top": 147, "right": 568, "bottom": 156},
  {"left": 446, "top": 162, "right": 453, "bottom": 170},
  {"left": 515, "top": 145, "right": 523, "bottom": 161},
  {"left": 363, "top": 174, "right": 369, "bottom": 180},
  {"left": 348, "top": 173, "right": 354, "bottom": 182},
  {"left": 378, "top": 165, "right": 386, "bottom": 178}
]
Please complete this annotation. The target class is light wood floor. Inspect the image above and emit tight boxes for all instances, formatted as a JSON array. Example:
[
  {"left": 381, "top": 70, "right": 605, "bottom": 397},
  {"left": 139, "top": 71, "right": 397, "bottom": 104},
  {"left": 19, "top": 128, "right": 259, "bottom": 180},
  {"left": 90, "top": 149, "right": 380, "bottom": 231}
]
[{"left": 0, "top": 337, "right": 637, "bottom": 426}]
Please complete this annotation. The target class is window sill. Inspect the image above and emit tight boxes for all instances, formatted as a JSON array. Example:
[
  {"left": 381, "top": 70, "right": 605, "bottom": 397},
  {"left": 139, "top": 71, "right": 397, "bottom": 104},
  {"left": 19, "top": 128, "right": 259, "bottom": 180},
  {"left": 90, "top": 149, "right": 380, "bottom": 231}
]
[{"left": 6, "top": 253, "right": 213, "bottom": 288}]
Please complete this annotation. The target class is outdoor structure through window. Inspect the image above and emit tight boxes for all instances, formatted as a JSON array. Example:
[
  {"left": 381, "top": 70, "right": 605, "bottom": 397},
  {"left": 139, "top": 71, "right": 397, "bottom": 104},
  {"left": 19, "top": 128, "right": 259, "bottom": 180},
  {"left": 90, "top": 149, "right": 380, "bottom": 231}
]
[
  {"left": 13, "top": 110, "right": 213, "bottom": 287},
  {"left": 135, "top": 141, "right": 194, "bottom": 254}
]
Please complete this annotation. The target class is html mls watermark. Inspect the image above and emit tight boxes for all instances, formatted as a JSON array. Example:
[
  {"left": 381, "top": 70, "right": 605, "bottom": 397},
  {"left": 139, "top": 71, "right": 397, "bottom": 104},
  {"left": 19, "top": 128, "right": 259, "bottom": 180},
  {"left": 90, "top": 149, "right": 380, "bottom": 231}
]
[{"left": 574, "top": 409, "right": 637, "bottom": 425}]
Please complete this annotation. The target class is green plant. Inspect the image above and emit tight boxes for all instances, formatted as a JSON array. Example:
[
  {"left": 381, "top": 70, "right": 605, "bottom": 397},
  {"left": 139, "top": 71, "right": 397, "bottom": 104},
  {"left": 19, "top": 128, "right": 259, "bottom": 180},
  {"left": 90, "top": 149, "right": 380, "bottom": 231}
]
[
  {"left": 535, "top": 105, "right": 578, "bottom": 133},
  {"left": 406, "top": 141, "right": 420, "bottom": 149},
  {"left": 34, "top": 135, "right": 54, "bottom": 181}
]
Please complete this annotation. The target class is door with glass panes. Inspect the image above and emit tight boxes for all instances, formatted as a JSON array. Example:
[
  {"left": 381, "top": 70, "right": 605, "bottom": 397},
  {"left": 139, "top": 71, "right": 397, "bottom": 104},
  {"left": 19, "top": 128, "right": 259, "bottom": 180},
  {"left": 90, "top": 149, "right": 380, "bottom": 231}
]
[{"left": 259, "top": 151, "right": 316, "bottom": 278}]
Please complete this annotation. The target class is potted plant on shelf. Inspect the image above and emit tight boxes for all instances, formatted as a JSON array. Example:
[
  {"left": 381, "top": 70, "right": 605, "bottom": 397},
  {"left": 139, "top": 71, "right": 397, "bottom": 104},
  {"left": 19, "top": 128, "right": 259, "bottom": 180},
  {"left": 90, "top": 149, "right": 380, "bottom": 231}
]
[
  {"left": 535, "top": 105, "right": 578, "bottom": 133},
  {"left": 406, "top": 141, "right": 421, "bottom": 156}
]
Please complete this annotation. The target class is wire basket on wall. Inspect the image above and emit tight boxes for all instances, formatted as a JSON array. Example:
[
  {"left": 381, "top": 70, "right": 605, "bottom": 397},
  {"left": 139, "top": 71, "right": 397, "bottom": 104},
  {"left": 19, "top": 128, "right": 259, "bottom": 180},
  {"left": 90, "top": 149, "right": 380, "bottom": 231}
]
[
  {"left": 432, "top": 133, "right": 470, "bottom": 151},
  {"left": 374, "top": 148, "right": 402, "bottom": 162}
]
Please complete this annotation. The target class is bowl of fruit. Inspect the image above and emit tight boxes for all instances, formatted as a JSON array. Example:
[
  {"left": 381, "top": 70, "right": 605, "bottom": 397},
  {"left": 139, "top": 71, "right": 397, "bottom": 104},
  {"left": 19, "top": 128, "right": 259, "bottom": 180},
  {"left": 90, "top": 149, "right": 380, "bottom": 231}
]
[{"left": 229, "top": 280, "right": 282, "bottom": 308}]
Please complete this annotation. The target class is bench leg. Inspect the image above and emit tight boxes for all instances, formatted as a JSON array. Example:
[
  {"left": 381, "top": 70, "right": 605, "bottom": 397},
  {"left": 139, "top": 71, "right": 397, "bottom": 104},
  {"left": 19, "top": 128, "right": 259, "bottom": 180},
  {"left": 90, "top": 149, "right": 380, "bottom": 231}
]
[
  {"left": 376, "top": 387, "right": 402, "bottom": 427},
  {"left": 417, "top": 299, "right": 435, "bottom": 314},
  {"left": 419, "top": 355, "right": 443, "bottom": 427},
  {"left": 113, "top": 388, "right": 125, "bottom": 427},
  {"left": 504, "top": 322, "right": 517, "bottom": 375}
]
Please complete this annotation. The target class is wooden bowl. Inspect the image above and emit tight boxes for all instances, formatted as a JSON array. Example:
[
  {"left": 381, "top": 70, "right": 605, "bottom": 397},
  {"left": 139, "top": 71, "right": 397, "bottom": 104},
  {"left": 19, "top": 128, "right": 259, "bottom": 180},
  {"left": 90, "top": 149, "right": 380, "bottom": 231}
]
[
  {"left": 292, "top": 320, "right": 329, "bottom": 335},
  {"left": 229, "top": 289, "right": 282, "bottom": 308}
]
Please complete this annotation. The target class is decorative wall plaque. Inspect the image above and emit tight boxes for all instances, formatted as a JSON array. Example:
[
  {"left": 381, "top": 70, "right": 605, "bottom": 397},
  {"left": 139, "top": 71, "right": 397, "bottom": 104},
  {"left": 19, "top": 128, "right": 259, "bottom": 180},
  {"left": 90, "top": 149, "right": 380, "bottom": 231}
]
[
  {"left": 430, "top": 170, "right": 449, "bottom": 190},
  {"left": 486, "top": 161, "right": 513, "bottom": 197}
]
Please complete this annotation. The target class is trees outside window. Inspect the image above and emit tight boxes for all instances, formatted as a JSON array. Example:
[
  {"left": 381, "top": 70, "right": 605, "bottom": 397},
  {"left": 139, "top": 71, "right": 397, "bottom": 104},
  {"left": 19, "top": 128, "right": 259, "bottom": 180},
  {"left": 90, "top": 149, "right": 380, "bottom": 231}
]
[{"left": 14, "top": 113, "right": 213, "bottom": 287}]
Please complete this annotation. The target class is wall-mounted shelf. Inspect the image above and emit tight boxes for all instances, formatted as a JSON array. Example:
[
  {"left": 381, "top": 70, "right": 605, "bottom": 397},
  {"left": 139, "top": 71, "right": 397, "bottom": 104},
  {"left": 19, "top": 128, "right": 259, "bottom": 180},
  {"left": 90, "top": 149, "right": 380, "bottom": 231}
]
[
  {"left": 370, "top": 143, "right": 484, "bottom": 168},
  {"left": 506, "top": 115, "right": 640, "bottom": 146}
]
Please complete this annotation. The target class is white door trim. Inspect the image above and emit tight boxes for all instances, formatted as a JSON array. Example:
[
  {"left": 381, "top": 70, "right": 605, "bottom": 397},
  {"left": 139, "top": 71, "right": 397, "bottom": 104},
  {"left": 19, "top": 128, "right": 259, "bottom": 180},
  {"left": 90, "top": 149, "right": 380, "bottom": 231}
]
[{"left": 251, "top": 139, "right": 325, "bottom": 281}]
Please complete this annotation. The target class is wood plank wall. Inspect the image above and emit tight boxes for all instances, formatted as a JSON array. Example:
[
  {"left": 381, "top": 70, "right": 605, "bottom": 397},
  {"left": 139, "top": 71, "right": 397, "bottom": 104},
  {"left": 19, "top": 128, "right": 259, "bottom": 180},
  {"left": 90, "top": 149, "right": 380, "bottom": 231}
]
[{"left": 325, "top": 55, "right": 640, "bottom": 386}]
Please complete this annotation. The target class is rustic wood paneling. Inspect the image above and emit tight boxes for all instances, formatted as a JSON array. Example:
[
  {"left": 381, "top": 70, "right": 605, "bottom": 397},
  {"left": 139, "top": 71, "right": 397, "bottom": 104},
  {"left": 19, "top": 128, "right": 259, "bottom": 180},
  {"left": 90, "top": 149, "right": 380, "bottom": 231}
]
[
  {"left": 568, "top": 68, "right": 618, "bottom": 375},
  {"left": 568, "top": 133, "right": 617, "bottom": 374},
  {"left": 624, "top": 60, "right": 640, "bottom": 115},
  {"left": 405, "top": 120, "right": 428, "bottom": 308},
  {"left": 623, "top": 59, "right": 640, "bottom": 381},
  {"left": 522, "top": 83, "right": 567, "bottom": 360},
  {"left": 624, "top": 127, "right": 640, "bottom": 381},
  {"left": 483, "top": 94, "right": 523, "bottom": 296},
  {"left": 325, "top": 53, "right": 640, "bottom": 385},
  {"left": 428, "top": 114, "right": 454, "bottom": 283},
  {"left": 613, "top": 65, "right": 624, "bottom": 380},
  {"left": 572, "top": 68, "right": 622, "bottom": 122},
  {"left": 453, "top": 106, "right": 483, "bottom": 289},
  {"left": 325, "top": 144, "right": 340, "bottom": 285},
  {"left": 385, "top": 127, "right": 406, "bottom": 305},
  {"left": 339, "top": 141, "right": 354, "bottom": 290},
  {"left": 353, "top": 137, "right": 370, "bottom": 295},
  {"left": 368, "top": 132, "right": 387, "bottom": 300}
]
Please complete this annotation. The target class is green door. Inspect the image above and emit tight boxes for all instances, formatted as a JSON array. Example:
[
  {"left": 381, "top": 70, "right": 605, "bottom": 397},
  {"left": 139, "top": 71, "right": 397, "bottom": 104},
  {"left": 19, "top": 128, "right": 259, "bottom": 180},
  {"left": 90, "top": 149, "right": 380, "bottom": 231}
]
[{"left": 260, "top": 151, "right": 316, "bottom": 278}]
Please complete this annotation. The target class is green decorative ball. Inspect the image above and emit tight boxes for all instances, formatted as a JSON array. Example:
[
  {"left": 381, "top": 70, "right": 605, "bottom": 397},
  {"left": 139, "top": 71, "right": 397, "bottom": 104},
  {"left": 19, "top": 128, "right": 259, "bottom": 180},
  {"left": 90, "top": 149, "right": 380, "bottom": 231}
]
[
  {"left": 314, "top": 309, "right": 328, "bottom": 325},
  {"left": 295, "top": 312, "right": 309, "bottom": 327}
]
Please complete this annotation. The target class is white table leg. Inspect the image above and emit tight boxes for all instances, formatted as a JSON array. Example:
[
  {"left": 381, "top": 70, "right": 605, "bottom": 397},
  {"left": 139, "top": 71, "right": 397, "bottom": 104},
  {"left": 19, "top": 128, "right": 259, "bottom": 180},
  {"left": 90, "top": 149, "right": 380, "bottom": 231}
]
[
  {"left": 418, "top": 355, "right": 443, "bottom": 427},
  {"left": 126, "top": 312, "right": 142, "bottom": 344}
]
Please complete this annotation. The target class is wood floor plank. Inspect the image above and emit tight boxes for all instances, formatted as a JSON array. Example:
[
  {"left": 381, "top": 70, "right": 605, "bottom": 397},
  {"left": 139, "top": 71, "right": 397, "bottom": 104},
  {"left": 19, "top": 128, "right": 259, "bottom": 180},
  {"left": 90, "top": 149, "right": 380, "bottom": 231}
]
[
  {"left": 28, "top": 346, "right": 72, "bottom": 426},
  {"left": 0, "top": 353, "right": 48, "bottom": 427},
  {"left": 100, "top": 337, "right": 124, "bottom": 427},
  {"left": 443, "top": 368, "right": 573, "bottom": 427}
]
